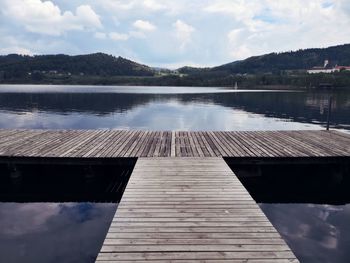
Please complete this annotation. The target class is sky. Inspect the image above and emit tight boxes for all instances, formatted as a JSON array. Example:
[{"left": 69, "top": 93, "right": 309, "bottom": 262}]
[{"left": 1, "top": 0, "right": 350, "bottom": 68}]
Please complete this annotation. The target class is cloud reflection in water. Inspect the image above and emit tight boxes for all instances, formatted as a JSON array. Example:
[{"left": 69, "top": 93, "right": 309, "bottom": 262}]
[
  {"left": 260, "top": 203, "right": 350, "bottom": 263},
  {"left": 0, "top": 101, "right": 323, "bottom": 131},
  {"left": 0, "top": 86, "right": 349, "bottom": 131},
  {"left": 0, "top": 203, "right": 117, "bottom": 263}
]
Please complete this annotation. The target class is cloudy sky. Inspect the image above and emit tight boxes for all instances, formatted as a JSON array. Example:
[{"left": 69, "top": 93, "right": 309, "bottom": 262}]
[{"left": 1, "top": 0, "right": 350, "bottom": 68}]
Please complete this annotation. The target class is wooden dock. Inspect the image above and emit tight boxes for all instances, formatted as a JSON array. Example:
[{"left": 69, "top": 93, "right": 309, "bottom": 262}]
[
  {"left": 97, "top": 157, "right": 299, "bottom": 262},
  {"left": 0, "top": 129, "right": 349, "bottom": 158},
  {"left": 1, "top": 129, "right": 349, "bottom": 262}
]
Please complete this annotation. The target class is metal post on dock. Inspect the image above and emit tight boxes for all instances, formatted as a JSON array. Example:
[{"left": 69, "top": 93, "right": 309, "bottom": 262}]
[{"left": 326, "top": 96, "right": 333, "bottom": 130}]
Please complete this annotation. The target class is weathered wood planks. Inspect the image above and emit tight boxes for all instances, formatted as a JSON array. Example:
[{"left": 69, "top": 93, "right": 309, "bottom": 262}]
[
  {"left": 0, "top": 129, "right": 349, "bottom": 158},
  {"left": 96, "top": 157, "right": 299, "bottom": 262},
  {"left": 2, "top": 129, "right": 344, "bottom": 262}
]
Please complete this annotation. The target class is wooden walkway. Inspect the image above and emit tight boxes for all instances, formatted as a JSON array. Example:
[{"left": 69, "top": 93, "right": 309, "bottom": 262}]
[
  {"left": 96, "top": 158, "right": 299, "bottom": 262},
  {"left": 0, "top": 129, "right": 349, "bottom": 158},
  {"left": 1, "top": 129, "right": 348, "bottom": 262}
]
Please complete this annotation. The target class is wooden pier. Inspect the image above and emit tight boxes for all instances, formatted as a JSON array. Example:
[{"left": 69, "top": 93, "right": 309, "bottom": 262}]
[
  {"left": 0, "top": 129, "right": 349, "bottom": 262},
  {"left": 97, "top": 157, "right": 298, "bottom": 262},
  {"left": 0, "top": 129, "right": 349, "bottom": 158}
]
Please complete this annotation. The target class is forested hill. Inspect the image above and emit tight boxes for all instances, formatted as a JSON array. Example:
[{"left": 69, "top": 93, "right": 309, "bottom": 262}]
[
  {"left": 212, "top": 44, "right": 350, "bottom": 74},
  {"left": 2, "top": 44, "right": 350, "bottom": 78},
  {"left": 0, "top": 53, "right": 154, "bottom": 77},
  {"left": 1, "top": 44, "right": 350, "bottom": 87}
]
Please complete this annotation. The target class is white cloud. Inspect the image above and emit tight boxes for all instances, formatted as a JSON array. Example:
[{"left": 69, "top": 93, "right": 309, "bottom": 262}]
[
  {"left": 173, "top": 20, "right": 195, "bottom": 50},
  {"left": 204, "top": 0, "right": 262, "bottom": 21},
  {"left": 99, "top": 0, "right": 177, "bottom": 13},
  {"left": 142, "top": 0, "right": 167, "bottom": 11},
  {"left": 133, "top": 20, "right": 156, "bottom": 31},
  {"left": 107, "top": 20, "right": 155, "bottom": 41},
  {"left": 129, "top": 31, "right": 146, "bottom": 39},
  {"left": 112, "top": 16, "right": 121, "bottom": 26},
  {"left": 214, "top": 0, "right": 350, "bottom": 61},
  {"left": 229, "top": 45, "right": 253, "bottom": 60},
  {"left": 227, "top": 28, "right": 245, "bottom": 44},
  {"left": 227, "top": 28, "right": 253, "bottom": 60},
  {"left": 109, "top": 32, "right": 129, "bottom": 41},
  {"left": 1, "top": 0, "right": 350, "bottom": 66},
  {"left": 0, "top": 34, "right": 33, "bottom": 55},
  {"left": 99, "top": 0, "right": 135, "bottom": 11},
  {"left": 0, "top": 46, "right": 33, "bottom": 55},
  {"left": 3, "top": 0, "right": 102, "bottom": 36},
  {"left": 94, "top": 32, "right": 107, "bottom": 39},
  {"left": 75, "top": 5, "right": 102, "bottom": 29}
]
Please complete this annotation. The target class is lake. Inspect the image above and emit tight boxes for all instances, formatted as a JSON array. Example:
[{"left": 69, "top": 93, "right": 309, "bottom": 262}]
[
  {"left": 0, "top": 84, "right": 349, "bottom": 131},
  {"left": 0, "top": 84, "right": 349, "bottom": 263},
  {"left": 0, "top": 203, "right": 117, "bottom": 263}
]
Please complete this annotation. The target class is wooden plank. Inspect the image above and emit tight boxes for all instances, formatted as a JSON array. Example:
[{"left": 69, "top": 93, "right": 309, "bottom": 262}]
[
  {"left": 97, "top": 259, "right": 299, "bottom": 263},
  {"left": 48, "top": 131, "right": 87, "bottom": 156},
  {"left": 165, "top": 131, "right": 173, "bottom": 157},
  {"left": 100, "top": 244, "right": 292, "bottom": 252},
  {"left": 139, "top": 131, "right": 156, "bottom": 157},
  {"left": 97, "top": 260, "right": 298, "bottom": 263},
  {"left": 122, "top": 131, "right": 145, "bottom": 157},
  {"left": 97, "top": 130, "right": 124, "bottom": 157},
  {"left": 103, "top": 238, "right": 286, "bottom": 245},
  {"left": 96, "top": 251, "right": 297, "bottom": 261},
  {"left": 105, "top": 232, "right": 282, "bottom": 239},
  {"left": 132, "top": 131, "right": 149, "bottom": 157},
  {"left": 215, "top": 131, "right": 242, "bottom": 156},
  {"left": 60, "top": 130, "right": 102, "bottom": 157},
  {"left": 226, "top": 131, "right": 256, "bottom": 157},
  {"left": 110, "top": 130, "right": 136, "bottom": 157},
  {"left": 82, "top": 130, "right": 113, "bottom": 157},
  {"left": 11, "top": 130, "right": 68, "bottom": 157},
  {"left": 241, "top": 131, "right": 273, "bottom": 157},
  {"left": 274, "top": 131, "right": 324, "bottom": 157},
  {"left": 119, "top": 131, "right": 142, "bottom": 157},
  {"left": 160, "top": 131, "right": 171, "bottom": 157},
  {"left": 112, "top": 217, "right": 269, "bottom": 222},
  {"left": 0, "top": 130, "right": 48, "bottom": 156},
  {"left": 0, "top": 130, "right": 38, "bottom": 151},
  {"left": 198, "top": 131, "right": 217, "bottom": 157},
  {"left": 208, "top": 131, "right": 231, "bottom": 156},
  {"left": 110, "top": 221, "right": 273, "bottom": 227},
  {"left": 297, "top": 130, "right": 349, "bottom": 155},
  {"left": 146, "top": 131, "right": 159, "bottom": 157},
  {"left": 202, "top": 132, "right": 222, "bottom": 156}
]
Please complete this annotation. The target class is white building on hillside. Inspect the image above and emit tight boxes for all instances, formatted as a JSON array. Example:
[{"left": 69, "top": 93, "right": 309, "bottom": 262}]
[
  {"left": 307, "top": 60, "right": 336, "bottom": 74},
  {"left": 308, "top": 60, "right": 350, "bottom": 74}
]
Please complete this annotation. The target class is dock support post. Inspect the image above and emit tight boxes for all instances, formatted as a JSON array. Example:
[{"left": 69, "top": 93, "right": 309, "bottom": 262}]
[{"left": 326, "top": 96, "right": 332, "bottom": 131}]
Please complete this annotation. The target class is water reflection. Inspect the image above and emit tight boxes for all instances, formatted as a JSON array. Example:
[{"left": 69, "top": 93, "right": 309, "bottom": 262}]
[
  {"left": 0, "top": 101, "right": 323, "bottom": 130},
  {"left": 0, "top": 202, "right": 116, "bottom": 263},
  {"left": 0, "top": 84, "right": 287, "bottom": 94},
  {"left": 0, "top": 85, "right": 349, "bottom": 131},
  {"left": 260, "top": 203, "right": 350, "bottom": 263}
]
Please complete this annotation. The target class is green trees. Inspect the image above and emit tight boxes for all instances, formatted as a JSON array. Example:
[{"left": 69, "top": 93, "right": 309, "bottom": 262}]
[
  {"left": 1, "top": 44, "right": 350, "bottom": 88},
  {"left": 213, "top": 44, "right": 350, "bottom": 74},
  {"left": 0, "top": 53, "right": 155, "bottom": 80}
]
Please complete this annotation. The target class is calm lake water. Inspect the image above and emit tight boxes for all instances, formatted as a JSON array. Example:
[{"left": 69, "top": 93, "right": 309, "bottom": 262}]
[
  {"left": 0, "top": 84, "right": 349, "bottom": 131},
  {"left": 0, "top": 84, "right": 349, "bottom": 262},
  {"left": 0, "top": 203, "right": 117, "bottom": 263},
  {"left": 260, "top": 204, "right": 350, "bottom": 263}
]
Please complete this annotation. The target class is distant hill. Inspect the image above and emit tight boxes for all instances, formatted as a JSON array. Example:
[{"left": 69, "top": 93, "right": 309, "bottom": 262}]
[
  {"left": 211, "top": 44, "right": 350, "bottom": 74},
  {"left": 2, "top": 44, "right": 350, "bottom": 78},
  {"left": 177, "top": 66, "right": 210, "bottom": 74},
  {"left": 1, "top": 44, "right": 350, "bottom": 87},
  {"left": 0, "top": 53, "right": 154, "bottom": 77}
]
